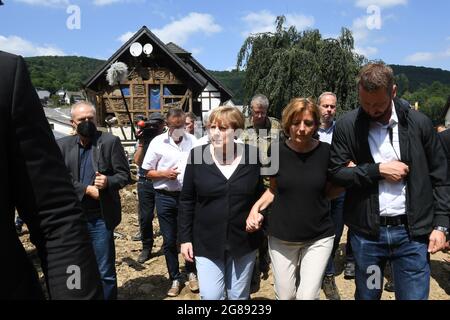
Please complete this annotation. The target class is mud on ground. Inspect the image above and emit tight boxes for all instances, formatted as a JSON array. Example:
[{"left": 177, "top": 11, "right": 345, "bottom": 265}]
[{"left": 20, "top": 185, "right": 450, "bottom": 300}]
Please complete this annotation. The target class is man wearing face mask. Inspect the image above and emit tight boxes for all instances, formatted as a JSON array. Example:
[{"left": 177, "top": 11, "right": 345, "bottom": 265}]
[
  {"left": 141, "top": 108, "right": 198, "bottom": 297},
  {"left": 58, "top": 101, "right": 131, "bottom": 300}
]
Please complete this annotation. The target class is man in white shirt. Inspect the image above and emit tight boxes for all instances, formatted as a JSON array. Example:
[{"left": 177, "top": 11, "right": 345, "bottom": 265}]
[
  {"left": 329, "top": 63, "right": 449, "bottom": 300},
  {"left": 141, "top": 108, "right": 198, "bottom": 297}
]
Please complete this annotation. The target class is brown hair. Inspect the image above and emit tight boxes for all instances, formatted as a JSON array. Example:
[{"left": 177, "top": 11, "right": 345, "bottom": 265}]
[
  {"left": 281, "top": 98, "right": 320, "bottom": 137},
  {"left": 209, "top": 106, "right": 245, "bottom": 130},
  {"left": 358, "top": 63, "right": 394, "bottom": 95}
]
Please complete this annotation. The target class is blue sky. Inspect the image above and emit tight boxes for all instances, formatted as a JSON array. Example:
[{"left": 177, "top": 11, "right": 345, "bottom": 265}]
[{"left": 1, "top": 0, "right": 449, "bottom": 71}]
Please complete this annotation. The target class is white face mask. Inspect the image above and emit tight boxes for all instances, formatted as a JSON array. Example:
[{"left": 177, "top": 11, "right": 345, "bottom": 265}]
[{"left": 170, "top": 127, "right": 184, "bottom": 141}]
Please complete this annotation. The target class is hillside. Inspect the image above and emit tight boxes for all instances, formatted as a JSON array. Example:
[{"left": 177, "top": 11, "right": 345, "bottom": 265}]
[
  {"left": 24, "top": 56, "right": 450, "bottom": 106},
  {"left": 391, "top": 64, "right": 450, "bottom": 91},
  {"left": 25, "top": 56, "right": 105, "bottom": 93}
]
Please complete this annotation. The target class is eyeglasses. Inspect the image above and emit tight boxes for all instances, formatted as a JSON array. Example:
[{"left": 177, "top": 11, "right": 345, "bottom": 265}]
[
  {"left": 251, "top": 110, "right": 267, "bottom": 116},
  {"left": 321, "top": 104, "right": 336, "bottom": 109}
]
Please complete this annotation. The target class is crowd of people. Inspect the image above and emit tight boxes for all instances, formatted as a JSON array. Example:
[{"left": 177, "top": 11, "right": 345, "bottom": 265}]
[{"left": 4, "top": 48, "right": 449, "bottom": 300}]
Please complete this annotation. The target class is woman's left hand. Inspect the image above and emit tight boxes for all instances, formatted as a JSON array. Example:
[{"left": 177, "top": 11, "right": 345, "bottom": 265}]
[{"left": 246, "top": 208, "right": 264, "bottom": 233}]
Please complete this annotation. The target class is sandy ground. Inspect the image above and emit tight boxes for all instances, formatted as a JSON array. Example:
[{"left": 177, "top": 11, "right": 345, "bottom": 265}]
[{"left": 20, "top": 185, "right": 450, "bottom": 300}]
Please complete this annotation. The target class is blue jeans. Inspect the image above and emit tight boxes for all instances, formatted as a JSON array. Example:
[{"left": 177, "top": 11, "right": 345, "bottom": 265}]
[
  {"left": 87, "top": 217, "right": 117, "bottom": 300},
  {"left": 155, "top": 191, "right": 195, "bottom": 281},
  {"left": 350, "top": 226, "right": 430, "bottom": 300},
  {"left": 137, "top": 178, "right": 155, "bottom": 250},
  {"left": 195, "top": 251, "right": 256, "bottom": 300}
]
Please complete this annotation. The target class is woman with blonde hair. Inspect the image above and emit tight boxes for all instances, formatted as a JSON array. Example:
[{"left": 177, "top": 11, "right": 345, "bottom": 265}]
[
  {"left": 179, "top": 106, "right": 264, "bottom": 300},
  {"left": 247, "top": 98, "right": 343, "bottom": 300}
]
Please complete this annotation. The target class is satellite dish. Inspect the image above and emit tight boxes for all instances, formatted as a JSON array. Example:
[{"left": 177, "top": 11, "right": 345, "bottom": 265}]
[
  {"left": 143, "top": 43, "right": 153, "bottom": 55},
  {"left": 130, "top": 42, "right": 142, "bottom": 57}
]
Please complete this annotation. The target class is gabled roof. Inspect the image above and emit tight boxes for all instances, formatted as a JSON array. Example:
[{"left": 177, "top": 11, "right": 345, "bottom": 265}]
[
  {"left": 84, "top": 26, "right": 207, "bottom": 92},
  {"left": 166, "top": 42, "right": 191, "bottom": 56},
  {"left": 166, "top": 43, "right": 234, "bottom": 100}
]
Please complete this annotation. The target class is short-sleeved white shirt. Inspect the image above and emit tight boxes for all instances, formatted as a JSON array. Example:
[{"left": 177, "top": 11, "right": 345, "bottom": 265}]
[{"left": 142, "top": 131, "right": 197, "bottom": 191}]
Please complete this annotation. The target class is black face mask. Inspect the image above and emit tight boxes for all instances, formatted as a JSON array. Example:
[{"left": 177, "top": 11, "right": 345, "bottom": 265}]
[{"left": 77, "top": 120, "right": 97, "bottom": 139}]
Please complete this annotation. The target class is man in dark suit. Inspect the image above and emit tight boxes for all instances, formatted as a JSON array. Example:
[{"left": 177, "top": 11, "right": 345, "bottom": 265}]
[
  {"left": 438, "top": 127, "right": 450, "bottom": 249},
  {"left": 58, "top": 101, "right": 130, "bottom": 300},
  {"left": 1, "top": 51, "right": 103, "bottom": 299}
]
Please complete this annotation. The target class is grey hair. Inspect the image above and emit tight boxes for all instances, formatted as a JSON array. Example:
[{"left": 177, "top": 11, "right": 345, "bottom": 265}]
[
  {"left": 317, "top": 92, "right": 337, "bottom": 105},
  {"left": 250, "top": 94, "right": 269, "bottom": 110},
  {"left": 70, "top": 100, "right": 96, "bottom": 118}
]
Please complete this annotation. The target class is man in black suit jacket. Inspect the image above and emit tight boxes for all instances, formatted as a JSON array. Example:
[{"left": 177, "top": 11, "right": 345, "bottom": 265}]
[
  {"left": 58, "top": 101, "right": 130, "bottom": 300},
  {"left": 1, "top": 51, "right": 103, "bottom": 299},
  {"left": 438, "top": 127, "right": 450, "bottom": 249}
]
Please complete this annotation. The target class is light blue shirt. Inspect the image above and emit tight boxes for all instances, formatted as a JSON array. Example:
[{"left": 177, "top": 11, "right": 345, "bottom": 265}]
[{"left": 318, "top": 121, "right": 335, "bottom": 144}]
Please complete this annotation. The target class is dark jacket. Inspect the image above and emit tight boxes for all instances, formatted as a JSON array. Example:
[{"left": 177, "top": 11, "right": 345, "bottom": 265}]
[
  {"left": 1, "top": 51, "right": 103, "bottom": 299},
  {"left": 329, "top": 98, "right": 450, "bottom": 237},
  {"left": 439, "top": 129, "right": 450, "bottom": 182},
  {"left": 178, "top": 143, "right": 264, "bottom": 259},
  {"left": 58, "top": 131, "right": 130, "bottom": 230}
]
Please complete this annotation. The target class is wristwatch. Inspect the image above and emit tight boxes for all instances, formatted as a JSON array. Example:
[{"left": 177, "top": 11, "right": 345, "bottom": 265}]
[{"left": 434, "top": 226, "right": 449, "bottom": 235}]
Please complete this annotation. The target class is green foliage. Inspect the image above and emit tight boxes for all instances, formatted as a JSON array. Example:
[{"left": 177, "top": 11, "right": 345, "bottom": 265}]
[
  {"left": 209, "top": 69, "right": 245, "bottom": 104},
  {"left": 401, "top": 81, "right": 450, "bottom": 125},
  {"left": 25, "top": 56, "right": 105, "bottom": 93},
  {"left": 237, "top": 16, "right": 365, "bottom": 118}
]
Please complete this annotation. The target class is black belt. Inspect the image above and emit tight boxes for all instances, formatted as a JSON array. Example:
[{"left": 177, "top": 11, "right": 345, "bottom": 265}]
[
  {"left": 379, "top": 215, "right": 407, "bottom": 226},
  {"left": 155, "top": 189, "right": 180, "bottom": 197}
]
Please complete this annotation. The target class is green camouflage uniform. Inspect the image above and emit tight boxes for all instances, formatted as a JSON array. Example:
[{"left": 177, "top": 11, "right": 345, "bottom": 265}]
[{"left": 241, "top": 116, "right": 282, "bottom": 187}]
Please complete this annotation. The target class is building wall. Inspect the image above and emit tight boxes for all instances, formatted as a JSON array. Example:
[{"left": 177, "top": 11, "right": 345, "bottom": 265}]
[{"left": 199, "top": 83, "right": 221, "bottom": 112}]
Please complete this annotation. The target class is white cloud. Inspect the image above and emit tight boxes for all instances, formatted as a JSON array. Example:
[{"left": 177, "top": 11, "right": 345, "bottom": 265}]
[
  {"left": 405, "top": 52, "right": 435, "bottom": 63},
  {"left": 447, "top": 36, "right": 450, "bottom": 42},
  {"left": 0, "top": 35, "right": 66, "bottom": 56},
  {"left": 190, "top": 47, "right": 202, "bottom": 56},
  {"left": 350, "top": 15, "right": 387, "bottom": 58},
  {"left": 285, "top": 14, "right": 315, "bottom": 32},
  {"left": 354, "top": 46, "right": 379, "bottom": 57},
  {"left": 93, "top": 0, "right": 122, "bottom": 6},
  {"left": 355, "top": 0, "right": 407, "bottom": 8},
  {"left": 351, "top": 16, "right": 369, "bottom": 42},
  {"left": 153, "top": 12, "right": 222, "bottom": 45},
  {"left": 14, "top": 0, "right": 69, "bottom": 7},
  {"left": 406, "top": 48, "right": 450, "bottom": 63},
  {"left": 117, "top": 31, "right": 135, "bottom": 43},
  {"left": 241, "top": 10, "right": 314, "bottom": 36}
]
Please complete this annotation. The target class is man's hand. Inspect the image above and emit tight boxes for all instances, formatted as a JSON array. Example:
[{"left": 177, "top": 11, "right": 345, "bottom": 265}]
[
  {"left": 86, "top": 185, "right": 99, "bottom": 200},
  {"left": 379, "top": 160, "right": 409, "bottom": 182},
  {"left": 165, "top": 167, "right": 180, "bottom": 180},
  {"left": 94, "top": 172, "right": 108, "bottom": 190},
  {"left": 181, "top": 242, "right": 194, "bottom": 262},
  {"left": 428, "top": 230, "right": 447, "bottom": 254}
]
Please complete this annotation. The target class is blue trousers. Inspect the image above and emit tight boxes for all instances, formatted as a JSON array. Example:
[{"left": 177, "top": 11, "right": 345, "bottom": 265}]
[
  {"left": 155, "top": 191, "right": 195, "bottom": 281},
  {"left": 87, "top": 217, "right": 117, "bottom": 300},
  {"left": 195, "top": 250, "right": 256, "bottom": 300},
  {"left": 350, "top": 225, "right": 430, "bottom": 300}
]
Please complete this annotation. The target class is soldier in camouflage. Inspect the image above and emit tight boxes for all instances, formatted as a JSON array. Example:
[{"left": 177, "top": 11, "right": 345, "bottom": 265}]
[{"left": 241, "top": 94, "right": 282, "bottom": 292}]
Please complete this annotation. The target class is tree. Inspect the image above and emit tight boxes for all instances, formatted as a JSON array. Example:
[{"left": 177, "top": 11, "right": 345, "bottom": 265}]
[
  {"left": 237, "top": 16, "right": 365, "bottom": 117},
  {"left": 395, "top": 73, "right": 409, "bottom": 96}
]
